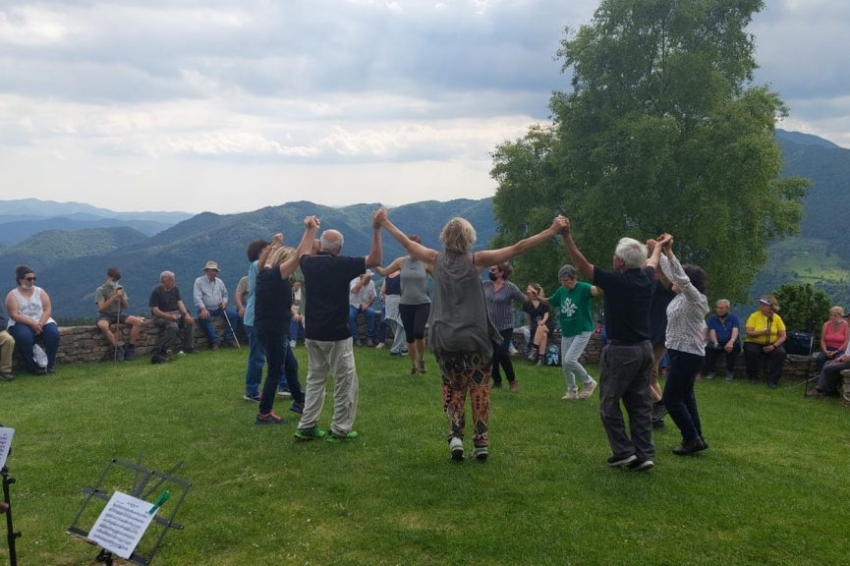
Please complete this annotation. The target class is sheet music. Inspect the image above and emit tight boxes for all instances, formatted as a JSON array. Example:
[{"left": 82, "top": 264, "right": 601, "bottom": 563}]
[
  {"left": 0, "top": 427, "right": 13, "bottom": 469},
  {"left": 88, "top": 491, "right": 156, "bottom": 559}
]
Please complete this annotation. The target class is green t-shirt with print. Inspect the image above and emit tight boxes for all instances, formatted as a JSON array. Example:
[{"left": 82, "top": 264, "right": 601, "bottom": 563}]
[{"left": 549, "top": 281, "right": 594, "bottom": 337}]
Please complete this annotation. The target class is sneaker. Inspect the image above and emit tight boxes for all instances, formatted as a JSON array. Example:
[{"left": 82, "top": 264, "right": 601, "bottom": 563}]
[
  {"left": 508, "top": 343, "right": 519, "bottom": 356},
  {"left": 277, "top": 388, "right": 292, "bottom": 398},
  {"left": 290, "top": 340, "right": 297, "bottom": 348},
  {"left": 123, "top": 345, "right": 136, "bottom": 361},
  {"left": 562, "top": 391, "right": 578, "bottom": 400},
  {"left": 578, "top": 380, "right": 597, "bottom": 399},
  {"left": 473, "top": 445, "right": 488, "bottom": 462},
  {"left": 294, "top": 427, "right": 326, "bottom": 441},
  {"left": 176, "top": 350, "right": 187, "bottom": 356},
  {"left": 375, "top": 342, "right": 385, "bottom": 349},
  {"left": 526, "top": 352, "right": 537, "bottom": 362},
  {"left": 326, "top": 430, "right": 358, "bottom": 443},
  {"left": 211, "top": 341, "right": 221, "bottom": 351},
  {"left": 243, "top": 392, "right": 261, "bottom": 402},
  {"left": 607, "top": 454, "right": 637, "bottom": 467},
  {"left": 806, "top": 388, "right": 826, "bottom": 398},
  {"left": 290, "top": 401, "right": 304, "bottom": 414},
  {"left": 536, "top": 358, "right": 544, "bottom": 366},
  {"left": 0, "top": 372, "right": 14, "bottom": 382},
  {"left": 450, "top": 437, "right": 464, "bottom": 461},
  {"left": 255, "top": 411, "right": 285, "bottom": 425},
  {"left": 726, "top": 371, "right": 735, "bottom": 381},
  {"left": 628, "top": 459, "right": 655, "bottom": 471},
  {"left": 418, "top": 360, "right": 426, "bottom": 374},
  {"left": 46, "top": 366, "right": 56, "bottom": 375},
  {"left": 704, "top": 372, "right": 715, "bottom": 380},
  {"left": 509, "top": 381, "right": 519, "bottom": 393},
  {"left": 767, "top": 381, "right": 778, "bottom": 390}
]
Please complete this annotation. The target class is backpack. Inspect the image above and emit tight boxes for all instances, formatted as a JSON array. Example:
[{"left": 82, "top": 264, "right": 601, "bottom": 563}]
[{"left": 544, "top": 344, "right": 560, "bottom": 366}]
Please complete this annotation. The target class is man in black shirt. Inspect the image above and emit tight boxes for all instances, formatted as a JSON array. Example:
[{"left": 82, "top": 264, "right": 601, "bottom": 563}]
[
  {"left": 294, "top": 209, "right": 384, "bottom": 442},
  {"left": 148, "top": 271, "right": 196, "bottom": 361},
  {"left": 562, "top": 220, "right": 666, "bottom": 471}
]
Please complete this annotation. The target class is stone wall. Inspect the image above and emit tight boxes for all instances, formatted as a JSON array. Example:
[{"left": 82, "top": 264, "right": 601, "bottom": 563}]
[{"left": 510, "top": 330, "right": 816, "bottom": 383}]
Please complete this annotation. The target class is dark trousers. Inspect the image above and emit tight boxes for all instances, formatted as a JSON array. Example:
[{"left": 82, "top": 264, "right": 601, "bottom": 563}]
[
  {"left": 703, "top": 342, "right": 741, "bottom": 374},
  {"left": 599, "top": 341, "right": 654, "bottom": 461},
  {"left": 491, "top": 328, "right": 516, "bottom": 385},
  {"left": 258, "top": 327, "right": 304, "bottom": 413},
  {"left": 816, "top": 360, "right": 850, "bottom": 394},
  {"left": 662, "top": 349, "right": 704, "bottom": 444},
  {"left": 744, "top": 342, "right": 786, "bottom": 385}
]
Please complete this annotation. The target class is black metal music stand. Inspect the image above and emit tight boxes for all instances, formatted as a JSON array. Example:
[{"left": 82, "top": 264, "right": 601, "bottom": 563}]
[
  {"left": 67, "top": 457, "right": 191, "bottom": 566},
  {"left": 1, "top": 465, "right": 21, "bottom": 566}
]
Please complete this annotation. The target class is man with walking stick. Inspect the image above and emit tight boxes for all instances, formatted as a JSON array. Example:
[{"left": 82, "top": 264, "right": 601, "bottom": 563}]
[{"left": 95, "top": 268, "right": 144, "bottom": 361}]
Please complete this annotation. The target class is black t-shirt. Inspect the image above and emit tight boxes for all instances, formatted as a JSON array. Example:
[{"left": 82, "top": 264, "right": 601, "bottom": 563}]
[
  {"left": 300, "top": 253, "right": 366, "bottom": 341},
  {"left": 649, "top": 280, "right": 676, "bottom": 346},
  {"left": 593, "top": 266, "right": 655, "bottom": 343},
  {"left": 523, "top": 301, "right": 552, "bottom": 331},
  {"left": 149, "top": 285, "right": 182, "bottom": 313},
  {"left": 254, "top": 266, "right": 292, "bottom": 332}
]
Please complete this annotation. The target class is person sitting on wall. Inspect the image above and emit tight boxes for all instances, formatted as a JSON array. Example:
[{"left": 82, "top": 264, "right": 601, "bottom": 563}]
[
  {"left": 348, "top": 270, "right": 377, "bottom": 347},
  {"left": 5, "top": 265, "right": 61, "bottom": 375},
  {"left": 0, "top": 303, "right": 15, "bottom": 381},
  {"left": 149, "top": 271, "right": 196, "bottom": 361},
  {"left": 743, "top": 295, "right": 787, "bottom": 389},
  {"left": 95, "top": 267, "right": 145, "bottom": 361},
  {"left": 193, "top": 260, "right": 239, "bottom": 349},
  {"left": 702, "top": 298, "right": 741, "bottom": 381}
]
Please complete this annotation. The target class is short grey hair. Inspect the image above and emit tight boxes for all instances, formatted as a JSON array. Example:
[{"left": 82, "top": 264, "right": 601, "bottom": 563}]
[
  {"left": 320, "top": 230, "right": 344, "bottom": 255},
  {"left": 558, "top": 264, "right": 578, "bottom": 280},
  {"left": 160, "top": 270, "right": 175, "bottom": 282},
  {"left": 716, "top": 299, "right": 730, "bottom": 309},
  {"left": 614, "top": 238, "right": 647, "bottom": 269}
]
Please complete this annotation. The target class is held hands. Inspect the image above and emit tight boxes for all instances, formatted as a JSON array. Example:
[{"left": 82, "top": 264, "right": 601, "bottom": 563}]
[
  {"left": 272, "top": 233, "right": 284, "bottom": 246},
  {"left": 550, "top": 215, "right": 567, "bottom": 235},
  {"left": 303, "top": 216, "right": 320, "bottom": 230},
  {"left": 373, "top": 207, "right": 388, "bottom": 229}
]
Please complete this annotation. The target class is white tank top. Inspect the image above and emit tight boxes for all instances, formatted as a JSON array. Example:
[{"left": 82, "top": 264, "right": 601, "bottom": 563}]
[{"left": 7, "top": 287, "right": 55, "bottom": 327}]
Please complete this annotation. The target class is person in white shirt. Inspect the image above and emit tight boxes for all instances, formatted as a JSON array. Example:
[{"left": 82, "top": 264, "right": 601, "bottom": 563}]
[{"left": 348, "top": 270, "right": 377, "bottom": 346}]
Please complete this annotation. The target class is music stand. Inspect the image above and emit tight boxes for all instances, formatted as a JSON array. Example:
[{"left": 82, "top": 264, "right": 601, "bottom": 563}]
[{"left": 68, "top": 457, "right": 191, "bottom": 566}]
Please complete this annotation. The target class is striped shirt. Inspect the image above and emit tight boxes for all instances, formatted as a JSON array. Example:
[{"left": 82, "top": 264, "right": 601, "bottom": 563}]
[
  {"left": 660, "top": 255, "right": 709, "bottom": 356},
  {"left": 482, "top": 280, "right": 526, "bottom": 331}
]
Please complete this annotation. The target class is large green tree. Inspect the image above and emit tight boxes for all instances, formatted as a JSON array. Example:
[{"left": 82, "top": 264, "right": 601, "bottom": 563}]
[{"left": 491, "top": 0, "right": 808, "bottom": 302}]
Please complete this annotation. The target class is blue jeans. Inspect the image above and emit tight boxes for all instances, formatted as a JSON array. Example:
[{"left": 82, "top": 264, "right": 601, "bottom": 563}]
[
  {"left": 8, "top": 322, "right": 60, "bottom": 372},
  {"left": 197, "top": 307, "right": 238, "bottom": 345},
  {"left": 662, "top": 349, "right": 704, "bottom": 444},
  {"left": 244, "top": 325, "right": 266, "bottom": 397},
  {"left": 348, "top": 306, "right": 375, "bottom": 340},
  {"left": 289, "top": 317, "right": 304, "bottom": 343},
  {"left": 257, "top": 328, "right": 303, "bottom": 413}
]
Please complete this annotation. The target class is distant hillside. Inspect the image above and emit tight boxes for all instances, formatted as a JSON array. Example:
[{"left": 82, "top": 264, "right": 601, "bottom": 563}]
[
  {"left": 0, "top": 198, "right": 192, "bottom": 246},
  {"left": 29, "top": 199, "right": 496, "bottom": 318}
]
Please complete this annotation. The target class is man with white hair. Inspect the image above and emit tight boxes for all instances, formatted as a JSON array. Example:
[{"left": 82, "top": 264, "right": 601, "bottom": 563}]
[
  {"left": 561, "top": 219, "right": 665, "bottom": 472},
  {"left": 149, "top": 271, "right": 196, "bottom": 361},
  {"left": 348, "top": 269, "right": 377, "bottom": 346},
  {"left": 294, "top": 209, "right": 384, "bottom": 442}
]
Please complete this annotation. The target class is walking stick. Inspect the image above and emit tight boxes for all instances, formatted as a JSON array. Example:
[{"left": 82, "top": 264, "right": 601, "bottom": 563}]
[
  {"left": 114, "top": 300, "right": 122, "bottom": 362},
  {"left": 223, "top": 310, "right": 241, "bottom": 349}
]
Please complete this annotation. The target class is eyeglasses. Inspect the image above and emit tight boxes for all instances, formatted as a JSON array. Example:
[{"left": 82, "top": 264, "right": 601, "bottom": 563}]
[{"left": 23, "top": 277, "right": 37, "bottom": 282}]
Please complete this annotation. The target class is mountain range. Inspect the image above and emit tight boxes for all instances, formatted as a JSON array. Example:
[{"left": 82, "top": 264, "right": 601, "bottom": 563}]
[{"left": 1, "top": 129, "right": 848, "bottom": 320}]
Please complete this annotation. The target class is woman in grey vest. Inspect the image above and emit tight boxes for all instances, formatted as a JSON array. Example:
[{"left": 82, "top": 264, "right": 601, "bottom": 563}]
[
  {"left": 375, "top": 235, "right": 432, "bottom": 375},
  {"left": 376, "top": 211, "right": 567, "bottom": 462}
]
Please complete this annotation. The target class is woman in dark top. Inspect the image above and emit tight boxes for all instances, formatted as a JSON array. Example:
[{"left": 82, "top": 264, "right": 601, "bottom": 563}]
[
  {"left": 376, "top": 210, "right": 567, "bottom": 462},
  {"left": 253, "top": 218, "right": 320, "bottom": 424},
  {"left": 523, "top": 283, "right": 551, "bottom": 365}
]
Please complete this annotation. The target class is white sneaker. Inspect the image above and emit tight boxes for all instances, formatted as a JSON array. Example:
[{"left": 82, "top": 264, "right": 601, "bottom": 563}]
[
  {"left": 375, "top": 342, "right": 385, "bottom": 349},
  {"left": 562, "top": 391, "right": 578, "bottom": 400},
  {"left": 450, "top": 437, "right": 464, "bottom": 461},
  {"left": 289, "top": 340, "right": 296, "bottom": 348},
  {"left": 579, "top": 380, "right": 597, "bottom": 399}
]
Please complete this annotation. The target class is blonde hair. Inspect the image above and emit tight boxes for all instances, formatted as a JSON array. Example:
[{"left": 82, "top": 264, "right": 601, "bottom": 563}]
[
  {"left": 439, "top": 217, "right": 476, "bottom": 253},
  {"left": 268, "top": 246, "right": 295, "bottom": 268},
  {"left": 829, "top": 305, "right": 845, "bottom": 317}
]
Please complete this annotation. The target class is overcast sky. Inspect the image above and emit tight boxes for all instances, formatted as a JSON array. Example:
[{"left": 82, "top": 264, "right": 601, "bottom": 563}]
[{"left": 1, "top": 0, "right": 848, "bottom": 214}]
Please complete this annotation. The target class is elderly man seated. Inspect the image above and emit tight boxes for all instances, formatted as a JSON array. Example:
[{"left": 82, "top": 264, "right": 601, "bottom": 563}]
[
  {"left": 193, "top": 260, "right": 239, "bottom": 350},
  {"left": 702, "top": 298, "right": 741, "bottom": 381},
  {"left": 348, "top": 270, "right": 377, "bottom": 347},
  {"left": 149, "top": 271, "right": 196, "bottom": 361}
]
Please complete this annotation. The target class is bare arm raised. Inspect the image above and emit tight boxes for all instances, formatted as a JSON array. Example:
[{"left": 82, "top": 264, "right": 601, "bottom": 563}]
[
  {"left": 377, "top": 213, "right": 439, "bottom": 271},
  {"left": 472, "top": 216, "right": 567, "bottom": 273}
]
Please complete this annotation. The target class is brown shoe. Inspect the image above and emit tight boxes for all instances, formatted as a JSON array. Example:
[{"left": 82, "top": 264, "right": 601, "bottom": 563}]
[
  {"left": 806, "top": 388, "right": 826, "bottom": 398},
  {"left": 509, "top": 381, "right": 519, "bottom": 393}
]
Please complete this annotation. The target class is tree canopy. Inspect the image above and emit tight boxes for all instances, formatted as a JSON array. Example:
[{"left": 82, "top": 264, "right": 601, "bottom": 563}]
[{"left": 491, "top": 0, "right": 808, "bottom": 302}]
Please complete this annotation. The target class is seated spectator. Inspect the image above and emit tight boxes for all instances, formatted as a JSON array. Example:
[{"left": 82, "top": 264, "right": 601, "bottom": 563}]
[
  {"left": 743, "top": 295, "right": 787, "bottom": 389},
  {"left": 149, "top": 271, "right": 196, "bottom": 360},
  {"left": 807, "top": 339, "right": 850, "bottom": 398},
  {"left": 348, "top": 270, "right": 377, "bottom": 346},
  {"left": 234, "top": 274, "right": 249, "bottom": 337},
  {"left": 702, "top": 298, "right": 741, "bottom": 381},
  {"left": 0, "top": 303, "right": 15, "bottom": 381},
  {"left": 816, "top": 306, "right": 849, "bottom": 373},
  {"left": 193, "top": 261, "right": 239, "bottom": 349},
  {"left": 5, "top": 265, "right": 60, "bottom": 375},
  {"left": 523, "top": 283, "right": 552, "bottom": 365},
  {"left": 290, "top": 280, "right": 305, "bottom": 347},
  {"left": 95, "top": 267, "right": 144, "bottom": 361}
]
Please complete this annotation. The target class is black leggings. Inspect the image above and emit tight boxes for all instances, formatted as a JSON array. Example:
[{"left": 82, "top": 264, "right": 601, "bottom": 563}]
[
  {"left": 399, "top": 303, "right": 430, "bottom": 343},
  {"left": 492, "top": 328, "right": 516, "bottom": 385}
]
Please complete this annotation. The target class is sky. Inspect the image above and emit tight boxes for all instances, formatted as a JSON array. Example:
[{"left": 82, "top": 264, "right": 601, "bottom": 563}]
[{"left": 1, "top": 0, "right": 848, "bottom": 214}]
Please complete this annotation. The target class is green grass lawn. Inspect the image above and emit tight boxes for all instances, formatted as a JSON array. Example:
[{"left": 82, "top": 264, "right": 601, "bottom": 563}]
[{"left": 1, "top": 347, "right": 848, "bottom": 565}]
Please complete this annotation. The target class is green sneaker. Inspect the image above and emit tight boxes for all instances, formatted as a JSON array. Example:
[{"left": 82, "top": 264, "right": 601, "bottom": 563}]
[
  {"left": 326, "top": 430, "right": 358, "bottom": 443},
  {"left": 294, "top": 427, "right": 326, "bottom": 441}
]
